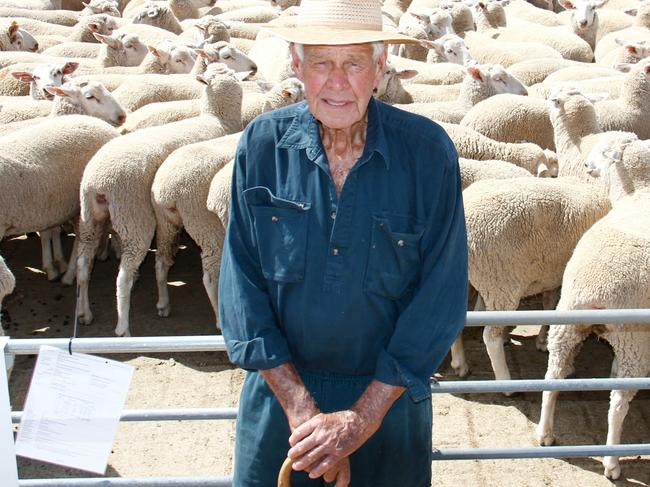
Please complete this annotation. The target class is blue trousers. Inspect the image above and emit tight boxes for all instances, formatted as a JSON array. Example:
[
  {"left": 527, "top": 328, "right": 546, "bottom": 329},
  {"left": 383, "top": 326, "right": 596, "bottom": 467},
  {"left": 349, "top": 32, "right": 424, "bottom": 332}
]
[{"left": 232, "top": 369, "right": 433, "bottom": 487}]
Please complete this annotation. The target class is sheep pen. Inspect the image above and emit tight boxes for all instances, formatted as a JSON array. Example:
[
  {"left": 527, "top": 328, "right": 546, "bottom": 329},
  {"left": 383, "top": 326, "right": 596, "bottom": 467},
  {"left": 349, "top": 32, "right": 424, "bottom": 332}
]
[{"left": 1, "top": 0, "right": 649, "bottom": 485}]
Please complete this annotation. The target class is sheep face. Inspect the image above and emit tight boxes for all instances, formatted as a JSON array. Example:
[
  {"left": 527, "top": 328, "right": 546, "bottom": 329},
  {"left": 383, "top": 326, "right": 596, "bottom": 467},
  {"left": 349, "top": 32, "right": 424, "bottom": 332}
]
[
  {"left": 270, "top": 0, "right": 301, "bottom": 9},
  {"left": 86, "top": 14, "right": 118, "bottom": 37},
  {"left": 12, "top": 62, "right": 79, "bottom": 100},
  {"left": 429, "top": 9, "right": 455, "bottom": 39},
  {"left": 547, "top": 86, "right": 603, "bottom": 121},
  {"left": 195, "top": 18, "right": 230, "bottom": 43},
  {"left": 196, "top": 42, "right": 257, "bottom": 76},
  {"left": 81, "top": 0, "right": 121, "bottom": 17},
  {"left": 374, "top": 62, "right": 417, "bottom": 101},
  {"left": 95, "top": 32, "right": 148, "bottom": 67},
  {"left": 276, "top": 77, "right": 305, "bottom": 103},
  {"left": 488, "top": 64, "right": 527, "bottom": 96},
  {"left": 560, "top": 0, "right": 604, "bottom": 31},
  {"left": 423, "top": 34, "right": 473, "bottom": 65},
  {"left": 46, "top": 81, "right": 127, "bottom": 127},
  {"left": 149, "top": 42, "right": 197, "bottom": 74}
]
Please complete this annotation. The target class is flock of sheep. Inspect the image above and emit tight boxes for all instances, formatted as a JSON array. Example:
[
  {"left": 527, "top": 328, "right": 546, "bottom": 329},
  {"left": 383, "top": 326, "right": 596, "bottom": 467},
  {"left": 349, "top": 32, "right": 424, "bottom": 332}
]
[{"left": 0, "top": 0, "right": 648, "bottom": 481}]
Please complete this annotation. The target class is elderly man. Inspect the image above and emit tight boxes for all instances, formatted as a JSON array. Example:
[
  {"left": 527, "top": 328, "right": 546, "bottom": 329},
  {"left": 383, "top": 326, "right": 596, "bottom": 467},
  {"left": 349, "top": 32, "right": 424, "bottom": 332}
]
[{"left": 218, "top": 1, "right": 468, "bottom": 485}]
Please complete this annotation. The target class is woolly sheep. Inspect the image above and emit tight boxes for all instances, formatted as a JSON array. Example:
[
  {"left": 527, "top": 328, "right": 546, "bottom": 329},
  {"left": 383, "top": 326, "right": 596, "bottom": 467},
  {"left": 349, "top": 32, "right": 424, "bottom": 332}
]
[
  {"left": 387, "top": 53, "right": 466, "bottom": 84},
  {"left": 0, "top": 97, "right": 51, "bottom": 123},
  {"left": 457, "top": 176, "right": 610, "bottom": 381},
  {"left": 459, "top": 157, "right": 532, "bottom": 190},
  {"left": 80, "top": 0, "right": 121, "bottom": 17},
  {"left": 506, "top": 57, "right": 579, "bottom": 86},
  {"left": 394, "top": 8, "right": 454, "bottom": 61},
  {"left": 421, "top": 33, "right": 473, "bottom": 65},
  {"left": 504, "top": 0, "right": 564, "bottom": 26},
  {"left": 191, "top": 40, "right": 257, "bottom": 75},
  {"left": 110, "top": 73, "right": 204, "bottom": 111},
  {"left": 0, "top": 8, "right": 79, "bottom": 26},
  {"left": 0, "top": 115, "right": 119, "bottom": 287},
  {"left": 393, "top": 63, "right": 527, "bottom": 123},
  {"left": 10, "top": 61, "right": 78, "bottom": 99},
  {"left": 463, "top": 31, "right": 563, "bottom": 67},
  {"left": 537, "top": 132, "right": 650, "bottom": 480},
  {"left": 594, "top": 6, "right": 650, "bottom": 63},
  {"left": 132, "top": 3, "right": 184, "bottom": 35},
  {"left": 76, "top": 63, "right": 246, "bottom": 337},
  {"left": 529, "top": 73, "right": 624, "bottom": 99},
  {"left": 439, "top": 1, "right": 475, "bottom": 34},
  {"left": 598, "top": 38, "right": 650, "bottom": 67},
  {"left": 241, "top": 77, "right": 303, "bottom": 126},
  {"left": 472, "top": 0, "right": 507, "bottom": 32},
  {"left": 0, "top": 79, "right": 126, "bottom": 136},
  {"left": 461, "top": 94, "right": 555, "bottom": 150},
  {"left": 0, "top": 0, "right": 62, "bottom": 9},
  {"left": 13, "top": 14, "right": 118, "bottom": 43},
  {"left": 206, "top": 159, "right": 233, "bottom": 227},
  {"left": 215, "top": 5, "right": 280, "bottom": 23},
  {"left": 594, "top": 59, "right": 650, "bottom": 140},
  {"left": 247, "top": 35, "right": 292, "bottom": 83},
  {"left": 113, "top": 22, "right": 181, "bottom": 46},
  {"left": 441, "top": 121, "right": 557, "bottom": 176},
  {"left": 150, "top": 132, "right": 241, "bottom": 326}
]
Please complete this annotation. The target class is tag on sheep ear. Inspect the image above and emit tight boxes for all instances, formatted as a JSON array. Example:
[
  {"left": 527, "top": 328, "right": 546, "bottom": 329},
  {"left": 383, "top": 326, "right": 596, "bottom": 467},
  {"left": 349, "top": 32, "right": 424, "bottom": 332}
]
[
  {"left": 256, "top": 80, "right": 275, "bottom": 92},
  {"left": 613, "top": 62, "right": 632, "bottom": 73},
  {"left": 583, "top": 92, "right": 609, "bottom": 102},
  {"left": 558, "top": 0, "right": 575, "bottom": 9},
  {"left": 624, "top": 8, "right": 638, "bottom": 16},
  {"left": 63, "top": 62, "right": 79, "bottom": 75},
  {"left": 147, "top": 7, "right": 160, "bottom": 18},
  {"left": 11, "top": 71, "right": 34, "bottom": 83}
]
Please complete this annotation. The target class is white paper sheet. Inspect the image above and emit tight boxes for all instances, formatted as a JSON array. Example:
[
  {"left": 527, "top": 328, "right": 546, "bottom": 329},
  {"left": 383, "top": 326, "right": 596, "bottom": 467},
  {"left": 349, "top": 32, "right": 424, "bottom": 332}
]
[
  {"left": 0, "top": 337, "right": 19, "bottom": 487},
  {"left": 15, "top": 345, "right": 134, "bottom": 474}
]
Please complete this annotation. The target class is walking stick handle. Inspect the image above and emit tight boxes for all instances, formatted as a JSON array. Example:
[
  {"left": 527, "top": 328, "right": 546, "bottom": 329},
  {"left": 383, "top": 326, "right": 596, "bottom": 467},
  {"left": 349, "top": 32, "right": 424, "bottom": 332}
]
[{"left": 277, "top": 457, "right": 293, "bottom": 487}]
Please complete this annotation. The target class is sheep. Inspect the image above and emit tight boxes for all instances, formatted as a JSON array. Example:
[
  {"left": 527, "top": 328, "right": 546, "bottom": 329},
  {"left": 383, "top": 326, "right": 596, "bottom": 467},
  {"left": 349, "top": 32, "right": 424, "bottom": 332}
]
[
  {"left": 598, "top": 38, "right": 650, "bottom": 67},
  {"left": 80, "top": 0, "right": 121, "bottom": 16},
  {"left": 206, "top": 158, "right": 234, "bottom": 227},
  {"left": 472, "top": 0, "right": 507, "bottom": 32},
  {"left": 394, "top": 8, "right": 454, "bottom": 61},
  {"left": 0, "top": 8, "right": 80, "bottom": 26},
  {"left": 439, "top": 1, "right": 475, "bottom": 34},
  {"left": 456, "top": 176, "right": 611, "bottom": 381},
  {"left": 594, "top": 6, "right": 650, "bottom": 63},
  {"left": 504, "top": 0, "right": 564, "bottom": 27},
  {"left": 421, "top": 33, "right": 473, "bottom": 65},
  {"left": 542, "top": 63, "right": 620, "bottom": 85},
  {"left": 0, "top": 115, "right": 120, "bottom": 289},
  {"left": 0, "top": 255, "right": 15, "bottom": 335},
  {"left": 528, "top": 73, "right": 624, "bottom": 99},
  {"left": 164, "top": 0, "right": 201, "bottom": 21},
  {"left": 0, "top": 97, "right": 51, "bottom": 123},
  {"left": 42, "top": 41, "right": 101, "bottom": 58},
  {"left": 393, "top": 63, "right": 527, "bottom": 123},
  {"left": 179, "top": 17, "right": 230, "bottom": 44},
  {"left": 536, "top": 132, "right": 650, "bottom": 480},
  {"left": 10, "top": 61, "right": 79, "bottom": 100},
  {"left": 109, "top": 73, "right": 204, "bottom": 111},
  {"left": 458, "top": 157, "right": 532, "bottom": 190},
  {"left": 0, "top": 79, "right": 126, "bottom": 136},
  {"left": 241, "top": 77, "right": 303, "bottom": 126},
  {"left": 461, "top": 94, "right": 555, "bottom": 150},
  {"left": 388, "top": 53, "right": 466, "bottom": 84},
  {"left": 463, "top": 30, "right": 563, "bottom": 67},
  {"left": 495, "top": 17, "right": 594, "bottom": 62},
  {"left": 503, "top": 57, "right": 580, "bottom": 87},
  {"left": 440, "top": 121, "right": 557, "bottom": 176},
  {"left": 594, "top": 59, "right": 650, "bottom": 140},
  {"left": 270, "top": 0, "right": 301, "bottom": 9},
  {"left": 113, "top": 22, "right": 181, "bottom": 46},
  {"left": 13, "top": 14, "right": 118, "bottom": 43},
  {"left": 215, "top": 5, "right": 280, "bottom": 23},
  {"left": 5, "top": 23, "right": 40, "bottom": 53},
  {"left": 190, "top": 40, "right": 257, "bottom": 76},
  {"left": 76, "top": 63, "right": 246, "bottom": 337},
  {"left": 132, "top": 3, "right": 184, "bottom": 35},
  {"left": 247, "top": 35, "right": 292, "bottom": 83},
  {"left": 0, "top": 0, "right": 62, "bottom": 9},
  {"left": 150, "top": 132, "right": 241, "bottom": 327}
]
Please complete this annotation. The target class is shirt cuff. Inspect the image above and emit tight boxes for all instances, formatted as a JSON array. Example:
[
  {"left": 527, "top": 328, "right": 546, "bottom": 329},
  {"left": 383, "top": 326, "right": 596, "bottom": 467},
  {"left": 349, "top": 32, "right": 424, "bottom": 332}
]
[
  {"left": 225, "top": 331, "right": 292, "bottom": 371},
  {"left": 374, "top": 349, "right": 431, "bottom": 403}
]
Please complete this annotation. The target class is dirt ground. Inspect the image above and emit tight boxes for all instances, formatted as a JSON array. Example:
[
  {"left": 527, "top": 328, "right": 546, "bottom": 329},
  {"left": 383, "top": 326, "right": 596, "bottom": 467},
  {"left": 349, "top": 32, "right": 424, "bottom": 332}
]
[{"left": 2, "top": 232, "right": 649, "bottom": 486}]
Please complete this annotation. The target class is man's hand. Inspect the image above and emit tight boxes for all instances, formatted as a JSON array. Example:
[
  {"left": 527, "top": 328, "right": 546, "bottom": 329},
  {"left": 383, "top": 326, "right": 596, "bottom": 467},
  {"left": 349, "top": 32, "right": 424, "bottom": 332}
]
[
  {"left": 323, "top": 458, "right": 351, "bottom": 487},
  {"left": 288, "top": 380, "right": 405, "bottom": 479}
]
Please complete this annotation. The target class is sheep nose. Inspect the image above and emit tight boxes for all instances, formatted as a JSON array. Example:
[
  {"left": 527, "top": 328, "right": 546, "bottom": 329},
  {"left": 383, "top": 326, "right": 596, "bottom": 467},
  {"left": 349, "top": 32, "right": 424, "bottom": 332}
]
[
  {"left": 249, "top": 64, "right": 257, "bottom": 75},
  {"left": 117, "top": 114, "right": 126, "bottom": 125},
  {"left": 579, "top": 20, "right": 588, "bottom": 28},
  {"left": 31, "top": 43, "right": 39, "bottom": 52}
]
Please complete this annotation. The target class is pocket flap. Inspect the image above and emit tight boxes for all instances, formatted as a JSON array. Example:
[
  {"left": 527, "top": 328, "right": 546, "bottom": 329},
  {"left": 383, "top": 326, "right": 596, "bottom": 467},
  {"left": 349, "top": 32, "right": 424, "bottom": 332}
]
[{"left": 243, "top": 186, "right": 311, "bottom": 211}]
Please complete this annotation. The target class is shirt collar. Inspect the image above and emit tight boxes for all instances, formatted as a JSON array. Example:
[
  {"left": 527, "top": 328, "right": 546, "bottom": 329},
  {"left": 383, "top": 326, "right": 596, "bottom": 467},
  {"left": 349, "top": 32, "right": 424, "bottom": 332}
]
[{"left": 277, "top": 98, "right": 390, "bottom": 170}]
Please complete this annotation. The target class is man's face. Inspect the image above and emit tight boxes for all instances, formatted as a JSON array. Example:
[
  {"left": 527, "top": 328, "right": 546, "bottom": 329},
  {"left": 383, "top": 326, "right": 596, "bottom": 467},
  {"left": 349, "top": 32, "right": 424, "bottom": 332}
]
[{"left": 290, "top": 43, "right": 387, "bottom": 130}]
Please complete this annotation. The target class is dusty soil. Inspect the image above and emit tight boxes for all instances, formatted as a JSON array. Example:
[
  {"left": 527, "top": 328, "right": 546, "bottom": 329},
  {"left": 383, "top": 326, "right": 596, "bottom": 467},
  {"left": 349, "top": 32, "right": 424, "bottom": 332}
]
[{"left": 2, "top": 232, "right": 649, "bottom": 486}]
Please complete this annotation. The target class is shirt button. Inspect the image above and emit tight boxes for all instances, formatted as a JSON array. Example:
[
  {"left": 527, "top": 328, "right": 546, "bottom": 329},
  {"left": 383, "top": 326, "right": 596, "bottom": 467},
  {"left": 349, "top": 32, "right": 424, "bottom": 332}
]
[
  {"left": 330, "top": 211, "right": 337, "bottom": 220},
  {"left": 397, "top": 239, "right": 405, "bottom": 247},
  {"left": 331, "top": 248, "right": 339, "bottom": 256},
  {"left": 271, "top": 215, "right": 279, "bottom": 222}
]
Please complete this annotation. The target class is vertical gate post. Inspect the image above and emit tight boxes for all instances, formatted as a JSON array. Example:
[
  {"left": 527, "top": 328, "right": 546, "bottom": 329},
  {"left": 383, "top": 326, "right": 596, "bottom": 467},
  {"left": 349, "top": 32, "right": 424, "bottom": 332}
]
[{"left": 0, "top": 337, "right": 19, "bottom": 487}]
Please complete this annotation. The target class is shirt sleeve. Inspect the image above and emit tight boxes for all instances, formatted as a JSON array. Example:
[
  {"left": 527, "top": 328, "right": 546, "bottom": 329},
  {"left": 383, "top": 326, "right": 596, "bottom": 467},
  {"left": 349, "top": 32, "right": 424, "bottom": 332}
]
[
  {"left": 373, "top": 133, "right": 468, "bottom": 402},
  {"left": 218, "top": 136, "right": 292, "bottom": 370}
]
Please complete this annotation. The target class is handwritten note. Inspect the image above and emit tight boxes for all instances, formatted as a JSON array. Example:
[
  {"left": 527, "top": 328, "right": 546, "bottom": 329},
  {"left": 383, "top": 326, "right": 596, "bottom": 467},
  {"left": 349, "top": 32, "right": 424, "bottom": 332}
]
[
  {"left": 15, "top": 346, "right": 134, "bottom": 474},
  {"left": 0, "top": 337, "right": 19, "bottom": 487}
]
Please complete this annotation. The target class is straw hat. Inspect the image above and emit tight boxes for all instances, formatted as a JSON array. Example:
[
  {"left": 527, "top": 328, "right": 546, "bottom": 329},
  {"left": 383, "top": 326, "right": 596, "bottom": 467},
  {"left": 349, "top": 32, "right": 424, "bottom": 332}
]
[{"left": 263, "top": 0, "right": 418, "bottom": 46}]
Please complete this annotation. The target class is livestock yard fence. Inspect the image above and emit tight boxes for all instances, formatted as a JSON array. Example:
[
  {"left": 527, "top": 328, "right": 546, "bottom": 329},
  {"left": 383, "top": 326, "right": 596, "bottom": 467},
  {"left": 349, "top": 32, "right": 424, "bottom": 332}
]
[{"left": 3, "top": 309, "right": 650, "bottom": 487}]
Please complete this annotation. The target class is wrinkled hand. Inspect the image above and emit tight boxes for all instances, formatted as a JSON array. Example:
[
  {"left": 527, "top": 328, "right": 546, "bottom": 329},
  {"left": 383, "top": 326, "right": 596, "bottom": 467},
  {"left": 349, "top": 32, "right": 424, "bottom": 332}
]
[
  {"left": 287, "top": 410, "right": 376, "bottom": 479},
  {"left": 323, "top": 457, "right": 351, "bottom": 487}
]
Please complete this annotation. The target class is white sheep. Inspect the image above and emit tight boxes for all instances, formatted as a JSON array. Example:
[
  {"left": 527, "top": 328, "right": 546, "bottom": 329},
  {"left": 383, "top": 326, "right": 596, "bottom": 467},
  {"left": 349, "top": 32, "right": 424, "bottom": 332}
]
[
  {"left": 393, "top": 63, "right": 527, "bottom": 123},
  {"left": 15, "top": 14, "right": 118, "bottom": 43},
  {"left": 461, "top": 94, "right": 555, "bottom": 150},
  {"left": 132, "top": 2, "right": 184, "bottom": 35},
  {"left": 150, "top": 132, "right": 241, "bottom": 326},
  {"left": 506, "top": 57, "right": 579, "bottom": 86},
  {"left": 463, "top": 30, "right": 563, "bottom": 67},
  {"left": 76, "top": 63, "right": 246, "bottom": 337},
  {"left": 80, "top": 0, "right": 121, "bottom": 17},
  {"left": 0, "top": 97, "right": 51, "bottom": 123},
  {"left": 0, "top": 0, "right": 62, "bottom": 9},
  {"left": 529, "top": 73, "right": 624, "bottom": 100},
  {"left": 241, "top": 77, "right": 303, "bottom": 126},
  {"left": 206, "top": 158, "right": 233, "bottom": 228},
  {"left": 388, "top": 53, "right": 466, "bottom": 84},
  {"left": 595, "top": 59, "right": 650, "bottom": 140},
  {"left": 457, "top": 176, "right": 611, "bottom": 381},
  {"left": 598, "top": 37, "right": 650, "bottom": 67},
  {"left": 594, "top": 4, "right": 650, "bottom": 63},
  {"left": 10, "top": 61, "right": 78, "bottom": 100},
  {"left": 0, "top": 79, "right": 126, "bottom": 136},
  {"left": 0, "top": 115, "right": 119, "bottom": 290},
  {"left": 459, "top": 157, "right": 532, "bottom": 190},
  {"left": 536, "top": 132, "right": 650, "bottom": 480},
  {"left": 0, "top": 8, "right": 79, "bottom": 26},
  {"left": 421, "top": 33, "right": 473, "bottom": 65},
  {"left": 215, "top": 5, "right": 280, "bottom": 23},
  {"left": 394, "top": 8, "right": 455, "bottom": 61},
  {"left": 191, "top": 40, "right": 258, "bottom": 75},
  {"left": 439, "top": 1, "right": 475, "bottom": 34},
  {"left": 504, "top": 0, "right": 564, "bottom": 26}
]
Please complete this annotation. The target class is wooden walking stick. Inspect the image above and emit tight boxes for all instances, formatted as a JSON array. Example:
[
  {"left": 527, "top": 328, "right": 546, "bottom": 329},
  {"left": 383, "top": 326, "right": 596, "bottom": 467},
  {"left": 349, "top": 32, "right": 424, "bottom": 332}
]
[{"left": 277, "top": 457, "right": 293, "bottom": 487}]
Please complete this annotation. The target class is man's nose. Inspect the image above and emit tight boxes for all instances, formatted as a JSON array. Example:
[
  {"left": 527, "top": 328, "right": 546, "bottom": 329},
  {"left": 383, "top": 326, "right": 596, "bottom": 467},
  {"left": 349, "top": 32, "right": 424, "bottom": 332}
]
[{"left": 327, "top": 66, "right": 349, "bottom": 89}]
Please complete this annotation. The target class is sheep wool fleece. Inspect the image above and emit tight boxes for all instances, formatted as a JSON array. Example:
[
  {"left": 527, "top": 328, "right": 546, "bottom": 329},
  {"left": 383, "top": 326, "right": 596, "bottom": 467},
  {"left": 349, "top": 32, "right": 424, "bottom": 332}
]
[{"left": 219, "top": 98, "right": 468, "bottom": 486}]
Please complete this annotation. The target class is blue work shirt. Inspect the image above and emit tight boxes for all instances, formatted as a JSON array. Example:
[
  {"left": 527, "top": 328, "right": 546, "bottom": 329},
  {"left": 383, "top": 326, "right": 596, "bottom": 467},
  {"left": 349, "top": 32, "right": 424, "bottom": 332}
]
[{"left": 218, "top": 97, "right": 468, "bottom": 402}]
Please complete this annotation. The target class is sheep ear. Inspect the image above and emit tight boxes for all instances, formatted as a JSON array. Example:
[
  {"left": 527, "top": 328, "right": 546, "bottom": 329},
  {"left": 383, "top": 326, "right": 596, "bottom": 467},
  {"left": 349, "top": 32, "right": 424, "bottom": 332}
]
[
  {"left": 467, "top": 65, "right": 484, "bottom": 81},
  {"left": 147, "top": 7, "right": 160, "bottom": 18},
  {"left": 82, "top": 1, "right": 90, "bottom": 6},
  {"left": 196, "top": 74, "right": 209, "bottom": 85},
  {"left": 613, "top": 62, "right": 632, "bottom": 73},
  {"left": 396, "top": 69, "right": 418, "bottom": 80},
  {"left": 603, "top": 147, "right": 624, "bottom": 163},
  {"left": 195, "top": 48, "right": 208, "bottom": 58},
  {"left": 625, "top": 44, "right": 640, "bottom": 55},
  {"left": 558, "top": 0, "right": 575, "bottom": 9},
  {"left": 624, "top": 8, "right": 638, "bottom": 16},
  {"left": 63, "top": 62, "right": 79, "bottom": 74},
  {"left": 281, "top": 89, "right": 293, "bottom": 98},
  {"left": 87, "top": 22, "right": 100, "bottom": 31},
  {"left": 45, "top": 86, "right": 71, "bottom": 98},
  {"left": 11, "top": 71, "right": 34, "bottom": 83},
  {"left": 93, "top": 32, "right": 120, "bottom": 49},
  {"left": 8, "top": 21, "right": 19, "bottom": 41},
  {"left": 614, "top": 37, "right": 628, "bottom": 46},
  {"left": 256, "top": 80, "right": 274, "bottom": 92},
  {"left": 591, "top": 0, "right": 606, "bottom": 8},
  {"left": 536, "top": 161, "right": 550, "bottom": 178},
  {"left": 148, "top": 45, "right": 161, "bottom": 57}
]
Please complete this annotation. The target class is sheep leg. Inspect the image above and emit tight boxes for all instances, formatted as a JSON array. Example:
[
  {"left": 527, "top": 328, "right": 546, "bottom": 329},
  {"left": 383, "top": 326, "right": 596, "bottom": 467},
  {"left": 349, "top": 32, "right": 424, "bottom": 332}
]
[
  {"left": 483, "top": 325, "right": 512, "bottom": 383},
  {"left": 450, "top": 335, "right": 469, "bottom": 377},
  {"left": 153, "top": 218, "right": 181, "bottom": 319},
  {"left": 603, "top": 388, "right": 637, "bottom": 480},
  {"left": 0, "top": 254, "right": 16, "bottom": 337},
  {"left": 537, "top": 289, "right": 559, "bottom": 352},
  {"left": 60, "top": 236, "right": 79, "bottom": 286},
  {"left": 76, "top": 217, "right": 105, "bottom": 326},
  {"left": 39, "top": 229, "right": 59, "bottom": 281},
  {"left": 96, "top": 223, "right": 110, "bottom": 262},
  {"left": 536, "top": 324, "right": 589, "bottom": 447},
  {"left": 51, "top": 226, "right": 68, "bottom": 275}
]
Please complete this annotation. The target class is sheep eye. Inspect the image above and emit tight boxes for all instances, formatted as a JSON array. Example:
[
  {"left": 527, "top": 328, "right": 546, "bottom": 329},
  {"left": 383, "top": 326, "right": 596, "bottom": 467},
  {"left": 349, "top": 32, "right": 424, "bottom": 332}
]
[
  {"left": 221, "top": 54, "right": 231, "bottom": 59},
  {"left": 33, "top": 75, "right": 40, "bottom": 80},
  {"left": 85, "top": 94, "right": 96, "bottom": 101}
]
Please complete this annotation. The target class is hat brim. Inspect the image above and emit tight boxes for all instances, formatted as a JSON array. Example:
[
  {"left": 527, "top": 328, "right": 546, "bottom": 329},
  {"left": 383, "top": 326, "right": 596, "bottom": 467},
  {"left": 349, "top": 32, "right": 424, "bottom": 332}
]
[{"left": 262, "top": 25, "right": 419, "bottom": 45}]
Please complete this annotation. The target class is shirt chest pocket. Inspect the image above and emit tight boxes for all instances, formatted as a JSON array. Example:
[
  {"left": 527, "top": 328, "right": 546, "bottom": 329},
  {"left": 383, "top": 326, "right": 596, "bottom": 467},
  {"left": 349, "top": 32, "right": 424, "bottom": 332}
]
[
  {"left": 244, "top": 186, "right": 311, "bottom": 283},
  {"left": 364, "top": 214, "right": 425, "bottom": 300}
]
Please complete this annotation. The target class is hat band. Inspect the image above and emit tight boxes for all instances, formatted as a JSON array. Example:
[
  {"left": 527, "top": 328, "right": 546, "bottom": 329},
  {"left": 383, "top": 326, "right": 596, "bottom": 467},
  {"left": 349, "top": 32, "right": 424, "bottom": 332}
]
[{"left": 293, "top": 20, "right": 383, "bottom": 31}]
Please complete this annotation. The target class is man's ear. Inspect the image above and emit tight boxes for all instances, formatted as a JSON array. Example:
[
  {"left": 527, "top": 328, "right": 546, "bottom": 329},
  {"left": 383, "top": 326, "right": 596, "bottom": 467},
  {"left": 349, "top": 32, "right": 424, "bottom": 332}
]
[{"left": 289, "top": 43, "right": 303, "bottom": 80}]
